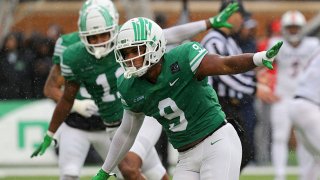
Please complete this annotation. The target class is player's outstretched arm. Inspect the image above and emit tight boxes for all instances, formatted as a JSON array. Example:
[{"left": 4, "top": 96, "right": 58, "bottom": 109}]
[
  {"left": 196, "top": 41, "right": 283, "bottom": 80},
  {"left": 164, "top": 3, "right": 238, "bottom": 45},
  {"left": 30, "top": 81, "right": 80, "bottom": 158}
]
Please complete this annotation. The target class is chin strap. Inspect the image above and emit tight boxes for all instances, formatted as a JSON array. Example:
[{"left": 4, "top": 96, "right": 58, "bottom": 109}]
[
  {"left": 124, "top": 67, "right": 136, "bottom": 79},
  {"left": 124, "top": 71, "right": 133, "bottom": 79},
  {"left": 94, "top": 47, "right": 105, "bottom": 59}
]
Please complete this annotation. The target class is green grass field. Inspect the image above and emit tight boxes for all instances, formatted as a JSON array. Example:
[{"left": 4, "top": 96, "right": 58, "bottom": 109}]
[{"left": 0, "top": 175, "right": 298, "bottom": 180}]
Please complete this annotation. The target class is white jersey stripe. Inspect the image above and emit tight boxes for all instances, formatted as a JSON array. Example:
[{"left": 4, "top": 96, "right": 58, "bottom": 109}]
[
  {"left": 191, "top": 50, "right": 208, "bottom": 74},
  {"left": 191, "top": 50, "right": 208, "bottom": 73}
]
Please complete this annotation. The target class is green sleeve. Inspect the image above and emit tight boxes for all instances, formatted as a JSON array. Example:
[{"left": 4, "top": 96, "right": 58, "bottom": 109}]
[
  {"left": 60, "top": 46, "right": 81, "bottom": 84},
  {"left": 185, "top": 42, "right": 208, "bottom": 74},
  {"left": 52, "top": 37, "right": 65, "bottom": 64}
]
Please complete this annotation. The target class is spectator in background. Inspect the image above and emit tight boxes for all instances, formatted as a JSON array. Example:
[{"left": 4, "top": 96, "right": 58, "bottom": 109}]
[
  {"left": 31, "top": 36, "right": 54, "bottom": 98},
  {"left": 0, "top": 32, "right": 33, "bottom": 100},
  {"left": 46, "top": 24, "right": 63, "bottom": 44}
]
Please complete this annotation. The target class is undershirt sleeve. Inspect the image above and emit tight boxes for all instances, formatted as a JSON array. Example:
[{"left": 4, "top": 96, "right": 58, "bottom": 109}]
[
  {"left": 164, "top": 20, "right": 207, "bottom": 45},
  {"left": 102, "top": 110, "right": 145, "bottom": 173}
]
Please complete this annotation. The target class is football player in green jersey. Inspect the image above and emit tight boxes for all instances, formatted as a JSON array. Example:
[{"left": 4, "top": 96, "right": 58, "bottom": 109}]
[
  {"left": 32, "top": 1, "right": 124, "bottom": 180},
  {"left": 31, "top": 1, "right": 241, "bottom": 180},
  {"left": 93, "top": 17, "right": 283, "bottom": 180}
]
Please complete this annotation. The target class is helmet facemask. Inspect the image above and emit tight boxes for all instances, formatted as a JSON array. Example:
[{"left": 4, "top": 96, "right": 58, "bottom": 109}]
[
  {"left": 115, "top": 17, "right": 166, "bottom": 78},
  {"left": 78, "top": 5, "right": 118, "bottom": 59}
]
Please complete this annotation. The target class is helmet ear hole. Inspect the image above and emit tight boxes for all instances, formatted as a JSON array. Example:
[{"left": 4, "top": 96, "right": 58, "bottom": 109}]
[{"left": 155, "top": 44, "right": 159, "bottom": 51}]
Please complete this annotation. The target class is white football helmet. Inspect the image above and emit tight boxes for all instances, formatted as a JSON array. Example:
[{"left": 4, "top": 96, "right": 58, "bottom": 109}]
[
  {"left": 80, "top": 0, "right": 119, "bottom": 24},
  {"left": 281, "top": 10, "right": 306, "bottom": 44},
  {"left": 78, "top": 5, "right": 118, "bottom": 59},
  {"left": 115, "top": 17, "right": 166, "bottom": 78}
]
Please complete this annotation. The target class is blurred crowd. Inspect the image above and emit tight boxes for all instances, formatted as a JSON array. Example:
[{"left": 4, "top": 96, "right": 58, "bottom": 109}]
[{"left": 0, "top": 25, "right": 62, "bottom": 100}]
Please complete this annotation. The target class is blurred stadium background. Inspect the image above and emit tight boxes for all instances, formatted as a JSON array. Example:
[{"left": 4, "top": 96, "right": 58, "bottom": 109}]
[{"left": 0, "top": 0, "right": 320, "bottom": 179}]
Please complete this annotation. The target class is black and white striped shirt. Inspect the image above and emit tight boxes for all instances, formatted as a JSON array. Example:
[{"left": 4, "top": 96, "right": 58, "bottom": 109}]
[{"left": 201, "top": 29, "right": 256, "bottom": 99}]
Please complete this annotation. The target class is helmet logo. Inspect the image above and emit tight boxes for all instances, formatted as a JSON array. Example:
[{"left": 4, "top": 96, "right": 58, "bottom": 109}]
[{"left": 131, "top": 18, "right": 153, "bottom": 41}]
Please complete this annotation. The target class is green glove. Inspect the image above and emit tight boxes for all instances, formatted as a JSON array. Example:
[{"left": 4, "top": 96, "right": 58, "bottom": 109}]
[
  {"left": 209, "top": 2, "right": 239, "bottom": 29},
  {"left": 263, "top": 41, "right": 283, "bottom": 69},
  {"left": 253, "top": 41, "right": 283, "bottom": 70},
  {"left": 30, "top": 132, "right": 53, "bottom": 158},
  {"left": 92, "top": 169, "right": 116, "bottom": 180}
]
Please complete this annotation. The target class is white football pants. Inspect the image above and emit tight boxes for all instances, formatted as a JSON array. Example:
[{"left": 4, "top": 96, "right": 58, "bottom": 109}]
[
  {"left": 56, "top": 123, "right": 116, "bottom": 178},
  {"left": 289, "top": 98, "right": 320, "bottom": 180},
  {"left": 173, "top": 123, "right": 242, "bottom": 180}
]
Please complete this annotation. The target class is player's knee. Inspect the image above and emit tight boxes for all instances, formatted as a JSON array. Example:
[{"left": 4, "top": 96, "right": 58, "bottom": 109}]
[
  {"left": 60, "top": 175, "right": 79, "bottom": 180},
  {"left": 118, "top": 152, "right": 144, "bottom": 180},
  {"left": 119, "top": 164, "right": 141, "bottom": 180}
]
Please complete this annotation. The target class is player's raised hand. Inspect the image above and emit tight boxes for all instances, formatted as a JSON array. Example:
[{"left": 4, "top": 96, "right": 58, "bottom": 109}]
[
  {"left": 30, "top": 131, "right": 53, "bottom": 158},
  {"left": 209, "top": 2, "right": 239, "bottom": 29},
  {"left": 264, "top": 41, "right": 283, "bottom": 69},
  {"left": 253, "top": 41, "right": 283, "bottom": 70},
  {"left": 92, "top": 169, "right": 116, "bottom": 180}
]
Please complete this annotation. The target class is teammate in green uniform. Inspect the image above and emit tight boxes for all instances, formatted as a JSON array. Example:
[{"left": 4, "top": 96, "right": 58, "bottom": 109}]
[
  {"left": 92, "top": 16, "right": 283, "bottom": 180},
  {"left": 33, "top": 1, "right": 124, "bottom": 180},
  {"left": 31, "top": 2, "right": 242, "bottom": 180}
]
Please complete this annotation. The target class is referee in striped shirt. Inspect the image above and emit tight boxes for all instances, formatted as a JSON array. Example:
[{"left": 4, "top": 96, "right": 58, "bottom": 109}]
[{"left": 201, "top": 0, "right": 256, "bottom": 171}]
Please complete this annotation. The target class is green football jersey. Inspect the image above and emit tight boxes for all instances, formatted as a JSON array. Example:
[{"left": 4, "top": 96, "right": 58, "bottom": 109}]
[
  {"left": 61, "top": 42, "right": 123, "bottom": 123},
  {"left": 118, "top": 42, "right": 226, "bottom": 149},
  {"left": 52, "top": 32, "right": 93, "bottom": 100},
  {"left": 53, "top": 32, "right": 80, "bottom": 65}
]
